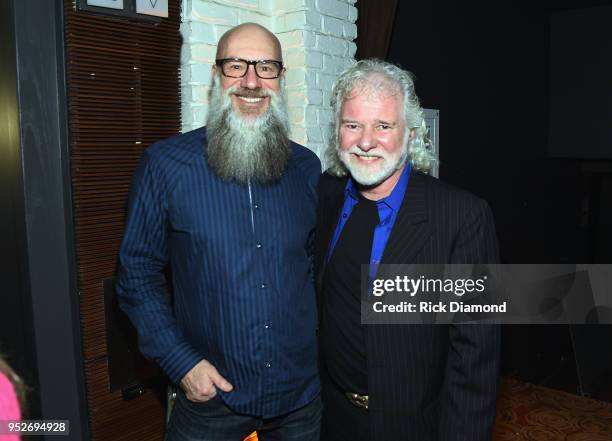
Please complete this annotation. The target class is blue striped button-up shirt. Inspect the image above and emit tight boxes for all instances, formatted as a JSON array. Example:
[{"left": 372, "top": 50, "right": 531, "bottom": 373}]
[{"left": 116, "top": 128, "right": 321, "bottom": 417}]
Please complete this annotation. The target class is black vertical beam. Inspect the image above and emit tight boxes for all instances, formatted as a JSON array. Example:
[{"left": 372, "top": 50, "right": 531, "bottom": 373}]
[
  {"left": 3, "top": 0, "right": 89, "bottom": 439},
  {"left": 0, "top": 0, "right": 41, "bottom": 420}
]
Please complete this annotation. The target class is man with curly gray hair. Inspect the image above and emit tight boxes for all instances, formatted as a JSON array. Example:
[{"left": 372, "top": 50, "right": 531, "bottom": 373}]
[
  {"left": 315, "top": 59, "right": 500, "bottom": 440},
  {"left": 324, "top": 59, "right": 436, "bottom": 182}
]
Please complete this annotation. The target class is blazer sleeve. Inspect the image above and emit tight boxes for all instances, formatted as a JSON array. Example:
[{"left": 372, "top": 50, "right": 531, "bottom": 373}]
[{"left": 439, "top": 199, "right": 501, "bottom": 441}]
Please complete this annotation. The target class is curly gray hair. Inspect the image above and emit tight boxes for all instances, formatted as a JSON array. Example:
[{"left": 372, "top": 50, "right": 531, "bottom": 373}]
[{"left": 325, "top": 59, "right": 436, "bottom": 176}]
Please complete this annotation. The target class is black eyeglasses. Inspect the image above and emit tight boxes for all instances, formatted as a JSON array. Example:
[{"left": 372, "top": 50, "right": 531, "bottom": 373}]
[{"left": 216, "top": 58, "right": 284, "bottom": 79}]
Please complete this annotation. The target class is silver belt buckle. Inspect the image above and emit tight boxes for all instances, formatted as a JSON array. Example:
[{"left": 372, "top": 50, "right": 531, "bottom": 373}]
[{"left": 344, "top": 392, "right": 369, "bottom": 410}]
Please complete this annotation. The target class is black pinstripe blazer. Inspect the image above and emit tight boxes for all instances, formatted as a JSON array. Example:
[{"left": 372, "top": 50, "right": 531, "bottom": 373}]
[{"left": 315, "top": 170, "right": 501, "bottom": 441}]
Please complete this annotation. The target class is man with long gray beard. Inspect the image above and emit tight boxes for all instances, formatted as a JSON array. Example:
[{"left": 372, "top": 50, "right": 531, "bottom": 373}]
[{"left": 117, "top": 23, "right": 321, "bottom": 441}]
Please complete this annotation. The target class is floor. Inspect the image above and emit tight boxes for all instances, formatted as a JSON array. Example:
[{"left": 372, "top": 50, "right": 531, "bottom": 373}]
[
  {"left": 494, "top": 377, "right": 612, "bottom": 440},
  {"left": 244, "top": 377, "right": 612, "bottom": 440}
]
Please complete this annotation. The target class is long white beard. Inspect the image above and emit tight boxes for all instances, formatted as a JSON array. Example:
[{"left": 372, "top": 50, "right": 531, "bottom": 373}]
[{"left": 205, "top": 76, "right": 291, "bottom": 184}]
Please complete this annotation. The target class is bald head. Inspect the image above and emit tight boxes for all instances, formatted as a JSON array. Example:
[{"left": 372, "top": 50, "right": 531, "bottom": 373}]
[
  {"left": 216, "top": 23, "right": 282, "bottom": 62},
  {"left": 212, "top": 23, "right": 285, "bottom": 120},
  {"left": 206, "top": 23, "right": 290, "bottom": 183}
]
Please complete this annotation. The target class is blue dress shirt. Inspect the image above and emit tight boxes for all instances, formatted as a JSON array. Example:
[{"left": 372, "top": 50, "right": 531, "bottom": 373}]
[
  {"left": 116, "top": 128, "right": 321, "bottom": 418},
  {"left": 328, "top": 162, "right": 412, "bottom": 282}
]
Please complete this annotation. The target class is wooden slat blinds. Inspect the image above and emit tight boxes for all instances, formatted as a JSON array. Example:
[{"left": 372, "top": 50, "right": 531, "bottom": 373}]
[{"left": 64, "top": 1, "right": 182, "bottom": 439}]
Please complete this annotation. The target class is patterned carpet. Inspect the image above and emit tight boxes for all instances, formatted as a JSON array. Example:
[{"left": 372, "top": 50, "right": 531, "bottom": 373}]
[
  {"left": 244, "top": 377, "right": 612, "bottom": 440},
  {"left": 494, "top": 378, "right": 612, "bottom": 441}
]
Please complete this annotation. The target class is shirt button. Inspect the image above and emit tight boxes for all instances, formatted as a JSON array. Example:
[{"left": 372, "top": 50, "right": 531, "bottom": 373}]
[
  {"left": 256, "top": 243, "right": 262, "bottom": 249},
  {"left": 254, "top": 204, "right": 259, "bottom": 209},
  {"left": 265, "top": 362, "right": 271, "bottom": 368},
  {"left": 342, "top": 213, "right": 348, "bottom": 218},
  {"left": 264, "top": 323, "right": 271, "bottom": 329},
  {"left": 261, "top": 284, "right": 266, "bottom": 289}
]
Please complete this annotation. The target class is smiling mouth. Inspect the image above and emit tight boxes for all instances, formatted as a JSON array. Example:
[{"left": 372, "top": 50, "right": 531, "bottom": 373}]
[
  {"left": 236, "top": 96, "right": 265, "bottom": 103},
  {"left": 353, "top": 154, "right": 381, "bottom": 162}
]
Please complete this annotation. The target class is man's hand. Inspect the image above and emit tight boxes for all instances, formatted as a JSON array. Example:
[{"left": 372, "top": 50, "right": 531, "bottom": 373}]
[{"left": 180, "top": 359, "right": 234, "bottom": 402}]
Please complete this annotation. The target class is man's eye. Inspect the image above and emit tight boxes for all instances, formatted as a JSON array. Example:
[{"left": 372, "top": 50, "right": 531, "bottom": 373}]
[
  {"left": 259, "top": 65, "right": 271, "bottom": 72},
  {"left": 228, "top": 63, "right": 243, "bottom": 70},
  {"left": 344, "top": 124, "right": 358, "bottom": 129},
  {"left": 378, "top": 124, "right": 391, "bottom": 130}
]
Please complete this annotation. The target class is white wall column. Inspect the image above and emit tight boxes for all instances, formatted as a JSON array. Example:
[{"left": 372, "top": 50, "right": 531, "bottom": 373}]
[{"left": 180, "top": 0, "right": 357, "bottom": 157}]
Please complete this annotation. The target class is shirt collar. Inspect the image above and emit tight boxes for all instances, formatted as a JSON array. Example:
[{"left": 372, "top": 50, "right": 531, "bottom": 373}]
[{"left": 345, "top": 161, "right": 412, "bottom": 211}]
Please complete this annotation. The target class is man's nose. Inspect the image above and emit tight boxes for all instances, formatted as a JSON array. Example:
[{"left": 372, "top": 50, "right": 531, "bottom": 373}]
[
  {"left": 357, "top": 127, "right": 376, "bottom": 151},
  {"left": 240, "top": 65, "right": 261, "bottom": 89}
]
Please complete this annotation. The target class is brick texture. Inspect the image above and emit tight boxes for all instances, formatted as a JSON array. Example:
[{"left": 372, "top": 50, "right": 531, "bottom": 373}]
[{"left": 180, "top": 0, "right": 357, "bottom": 159}]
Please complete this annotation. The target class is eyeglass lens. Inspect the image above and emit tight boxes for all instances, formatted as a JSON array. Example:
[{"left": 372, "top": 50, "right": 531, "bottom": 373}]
[{"left": 222, "top": 59, "right": 281, "bottom": 79}]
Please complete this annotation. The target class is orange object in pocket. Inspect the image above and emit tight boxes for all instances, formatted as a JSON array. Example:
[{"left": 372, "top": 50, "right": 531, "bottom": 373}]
[{"left": 244, "top": 431, "right": 258, "bottom": 441}]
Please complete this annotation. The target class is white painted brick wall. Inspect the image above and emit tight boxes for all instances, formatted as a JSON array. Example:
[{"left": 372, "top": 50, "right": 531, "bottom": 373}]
[{"left": 181, "top": 0, "right": 357, "bottom": 159}]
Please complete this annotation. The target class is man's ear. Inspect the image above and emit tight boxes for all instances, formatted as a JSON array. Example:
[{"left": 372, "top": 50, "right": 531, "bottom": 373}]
[
  {"left": 409, "top": 128, "right": 416, "bottom": 140},
  {"left": 211, "top": 64, "right": 217, "bottom": 77}
]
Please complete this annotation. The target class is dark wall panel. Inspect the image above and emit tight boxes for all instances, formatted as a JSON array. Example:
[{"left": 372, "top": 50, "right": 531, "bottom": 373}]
[
  {"left": 3, "top": 0, "right": 90, "bottom": 438},
  {"left": 548, "top": 6, "right": 612, "bottom": 159},
  {"left": 64, "top": 1, "right": 182, "bottom": 439},
  {"left": 387, "top": 0, "right": 612, "bottom": 397}
]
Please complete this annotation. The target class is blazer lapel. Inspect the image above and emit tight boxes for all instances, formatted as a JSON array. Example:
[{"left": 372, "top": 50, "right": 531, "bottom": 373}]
[{"left": 380, "top": 172, "right": 432, "bottom": 264}]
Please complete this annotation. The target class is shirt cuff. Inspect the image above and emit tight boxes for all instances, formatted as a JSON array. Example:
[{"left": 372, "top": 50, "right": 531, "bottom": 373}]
[{"left": 158, "top": 341, "right": 204, "bottom": 384}]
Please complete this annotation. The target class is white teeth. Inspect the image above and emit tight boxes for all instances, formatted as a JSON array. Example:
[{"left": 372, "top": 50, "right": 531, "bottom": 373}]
[
  {"left": 355, "top": 155, "right": 379, "bottom": 161},
  {"left": 237, "top": 96, "right": 264, "bottom": 103}
]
